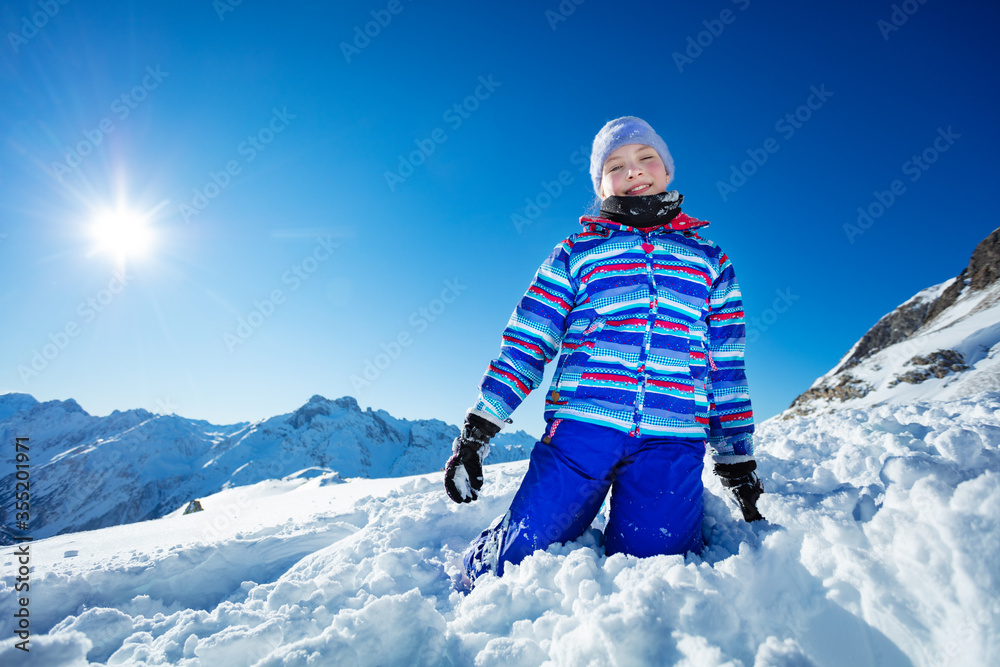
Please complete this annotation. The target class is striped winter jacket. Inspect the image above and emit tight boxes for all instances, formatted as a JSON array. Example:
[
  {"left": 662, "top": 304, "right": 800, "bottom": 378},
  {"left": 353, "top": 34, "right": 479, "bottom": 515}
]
[{"left": 473, "top": 212, "right": 755, "bottom": 461}]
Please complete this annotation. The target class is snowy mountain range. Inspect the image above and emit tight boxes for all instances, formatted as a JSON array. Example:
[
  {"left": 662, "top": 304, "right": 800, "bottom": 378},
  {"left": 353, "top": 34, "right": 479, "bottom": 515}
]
[
  {"left": 0, "top": 394, "right": 536, "bottom": 544},
  {"left": 785, "top": 226, "right": 1000, "bottom": 417}
]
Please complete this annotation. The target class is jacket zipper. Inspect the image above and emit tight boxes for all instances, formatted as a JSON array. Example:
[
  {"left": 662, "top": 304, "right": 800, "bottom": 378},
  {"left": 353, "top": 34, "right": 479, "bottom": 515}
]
[{"left": 633, "top": 230, "right": 656, "bottom": 437}]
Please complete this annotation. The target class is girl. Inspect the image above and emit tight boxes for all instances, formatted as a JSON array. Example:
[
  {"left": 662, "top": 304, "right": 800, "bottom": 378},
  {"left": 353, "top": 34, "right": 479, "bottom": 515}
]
[{"left": 445, "top": 116, "right": 764, "bottom": 585}]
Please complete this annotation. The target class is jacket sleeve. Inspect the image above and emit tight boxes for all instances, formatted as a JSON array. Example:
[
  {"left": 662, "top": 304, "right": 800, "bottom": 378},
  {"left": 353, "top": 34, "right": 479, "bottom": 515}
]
[
  {"left": 705, "top": 249, "right": 755, "bottom": 463},
  {"left": 473, "top": 237, "right": 576, "bottom": 423}
]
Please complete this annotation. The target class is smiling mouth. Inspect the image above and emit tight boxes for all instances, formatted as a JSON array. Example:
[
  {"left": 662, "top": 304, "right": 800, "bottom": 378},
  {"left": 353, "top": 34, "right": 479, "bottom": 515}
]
[{"left": 625, "top": 183, "right": 650, "bottom": 195}]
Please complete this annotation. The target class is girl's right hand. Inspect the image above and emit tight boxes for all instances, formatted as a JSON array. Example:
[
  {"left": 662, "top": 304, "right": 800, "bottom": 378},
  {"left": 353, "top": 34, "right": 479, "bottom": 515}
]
[
  {"left": 444, "top": 442, "right": 484, "bottom": 503},
  {"left": 444, "top": 413, "right": 501, "bottom": 503}
]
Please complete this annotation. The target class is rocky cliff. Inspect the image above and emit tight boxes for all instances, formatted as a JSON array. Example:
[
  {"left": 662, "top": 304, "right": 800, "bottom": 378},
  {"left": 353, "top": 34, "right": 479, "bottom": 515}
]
[{"left": 784, "top": 227, "right": 1000, "bottom": 418}]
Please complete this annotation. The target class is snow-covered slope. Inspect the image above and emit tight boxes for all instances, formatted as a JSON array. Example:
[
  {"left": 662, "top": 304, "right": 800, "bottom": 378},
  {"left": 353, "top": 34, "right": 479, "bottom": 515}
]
[
  {"left": 2, "top": 392, "right": 997, "bottom": 666},
  {"left": 786, "top": 227, "right": 1000, "bottom": 418},
  {"left": 0, "top": 394, "right": 536, "bottom": 544}
]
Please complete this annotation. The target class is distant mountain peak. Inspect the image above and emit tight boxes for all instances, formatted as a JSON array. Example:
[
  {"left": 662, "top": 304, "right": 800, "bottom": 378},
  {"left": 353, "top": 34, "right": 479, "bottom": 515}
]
[
  {"left": 286, "top": 395, "right": 361, "bottom": 429},
  {"left": 0, "top": 392, "right": 39, "bottom": 420},
  {"left": 108, "top": 407, "right": 155, "bottom": 422},
  {"left": 784, "top": 227, "right": 1000, "bottom": 419},
  {"left": 41, "top": 397, "right": 87, "bottom": 414},
  {"left": 333, "top": 395, "right": 360, "bottom": 410},
  {"left": 0, "top": 391, "right": 36, "bottom": 404}
]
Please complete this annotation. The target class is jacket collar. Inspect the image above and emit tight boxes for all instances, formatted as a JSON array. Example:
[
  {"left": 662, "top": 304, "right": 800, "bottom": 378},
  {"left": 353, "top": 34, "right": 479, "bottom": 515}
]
[
  {"left": 580, "top": 211, "right": 710, "bottom": 235},
  {"left": 580, "top": 190, "right": 710, "bottom": 235}
]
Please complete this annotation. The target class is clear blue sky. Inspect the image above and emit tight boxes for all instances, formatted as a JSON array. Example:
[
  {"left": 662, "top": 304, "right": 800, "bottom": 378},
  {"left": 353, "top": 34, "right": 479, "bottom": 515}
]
[{"left": 1, "top": 0, "right": 997, "bottom": 437}]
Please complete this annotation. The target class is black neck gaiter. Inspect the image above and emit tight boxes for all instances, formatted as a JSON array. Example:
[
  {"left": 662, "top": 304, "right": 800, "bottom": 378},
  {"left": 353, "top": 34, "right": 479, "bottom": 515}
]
[{"left": 600, "top": 190, "right": 684, "bottom": 229}]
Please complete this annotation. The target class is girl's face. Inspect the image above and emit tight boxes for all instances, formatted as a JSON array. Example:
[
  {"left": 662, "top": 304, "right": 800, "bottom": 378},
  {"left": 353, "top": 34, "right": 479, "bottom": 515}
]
[{"left": 600, "top": 143, "right": 670, "bottom": 199}]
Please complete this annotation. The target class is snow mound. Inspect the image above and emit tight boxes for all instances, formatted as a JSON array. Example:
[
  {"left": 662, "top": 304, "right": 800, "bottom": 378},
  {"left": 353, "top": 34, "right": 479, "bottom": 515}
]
[{"left": 1, "top": 393, "right": 998, "bottom": 666}]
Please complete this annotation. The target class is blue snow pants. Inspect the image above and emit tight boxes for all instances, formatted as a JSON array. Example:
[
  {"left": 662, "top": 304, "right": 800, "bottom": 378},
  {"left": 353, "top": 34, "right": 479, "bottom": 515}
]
[{"left": 465, "top": 418, "right": 705, "bottom": 583}]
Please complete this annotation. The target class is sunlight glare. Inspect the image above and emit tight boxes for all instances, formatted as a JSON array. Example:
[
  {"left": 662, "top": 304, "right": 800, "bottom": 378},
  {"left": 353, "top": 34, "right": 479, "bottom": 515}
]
[{"left": 90, "top": 208, "right": 153, "bottom": 261}]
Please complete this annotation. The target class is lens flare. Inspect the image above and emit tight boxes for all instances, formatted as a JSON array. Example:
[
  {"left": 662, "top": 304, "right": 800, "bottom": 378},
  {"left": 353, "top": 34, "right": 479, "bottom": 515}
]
[{"left": 90, "top": 208, "right": 153, "bottom": 263}]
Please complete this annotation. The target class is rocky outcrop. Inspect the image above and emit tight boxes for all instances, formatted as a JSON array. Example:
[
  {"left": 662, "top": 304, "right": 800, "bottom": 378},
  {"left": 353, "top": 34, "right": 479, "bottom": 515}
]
[
  {"left": 183, "top": 500, "right": 205, "bottom": 514},
  {"left": 783, "top": 375, "right": 873, "bottom": 419},
  {"left": 786, "top": 226, "right": 999, "bottom": 417},
  {"left": 888, "top": 349, "right": 968, "bottom": 387},
  {"left": 923, "top": 227, "right": 1000, "bottom": 326},
  {"left": 832, "top": 227, "right": 999, "bottom": 376},
  {"left": 832, "top": 297, "right": 938, "bottom": 376}
]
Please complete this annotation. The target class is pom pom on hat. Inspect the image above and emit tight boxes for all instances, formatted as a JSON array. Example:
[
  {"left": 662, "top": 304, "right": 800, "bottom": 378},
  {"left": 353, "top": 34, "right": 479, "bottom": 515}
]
[{"left": 590, "top": 116, "right": 674, "bottom": 197}]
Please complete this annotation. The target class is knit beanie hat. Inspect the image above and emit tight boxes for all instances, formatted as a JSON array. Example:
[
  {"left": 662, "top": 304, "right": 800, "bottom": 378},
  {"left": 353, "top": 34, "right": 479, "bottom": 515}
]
[{"left": 590, "top": 116, "right": 675, "bottom": 197}]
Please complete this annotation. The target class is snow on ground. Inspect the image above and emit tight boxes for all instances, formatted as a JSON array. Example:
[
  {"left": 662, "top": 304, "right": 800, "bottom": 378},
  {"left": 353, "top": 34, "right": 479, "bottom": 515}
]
[{"left": 2, "top": 393, "right": 998, "bottom": 666}]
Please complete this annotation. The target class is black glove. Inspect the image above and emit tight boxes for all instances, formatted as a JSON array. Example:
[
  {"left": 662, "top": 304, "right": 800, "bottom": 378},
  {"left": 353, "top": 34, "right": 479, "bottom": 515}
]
[
  {"left": 715, "top": 460, "right": 765, "bottom": 522},
  {"left": 444, "top": 413, "right": 502, "bottom": 503}
]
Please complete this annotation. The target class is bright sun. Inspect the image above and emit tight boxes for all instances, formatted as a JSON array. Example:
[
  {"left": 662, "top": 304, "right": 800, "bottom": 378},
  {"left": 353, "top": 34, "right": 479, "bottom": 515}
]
[{"left": 90, "top": 208, "right": 153, "bottom": 263}]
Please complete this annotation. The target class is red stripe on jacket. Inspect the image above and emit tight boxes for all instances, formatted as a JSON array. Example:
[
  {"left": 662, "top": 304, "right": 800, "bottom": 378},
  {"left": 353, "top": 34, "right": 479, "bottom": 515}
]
[
  {"left": 489, "top": 364, "right": 531, "bottom": 395},
  {"left": 528, "top": 285, "right": 571, "bottom": 311}
]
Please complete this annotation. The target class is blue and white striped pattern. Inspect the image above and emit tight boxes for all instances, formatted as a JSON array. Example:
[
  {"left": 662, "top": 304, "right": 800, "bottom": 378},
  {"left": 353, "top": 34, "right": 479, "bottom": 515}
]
[{"left": 474, "top": 213, "right": 754, "bottom": 460}]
